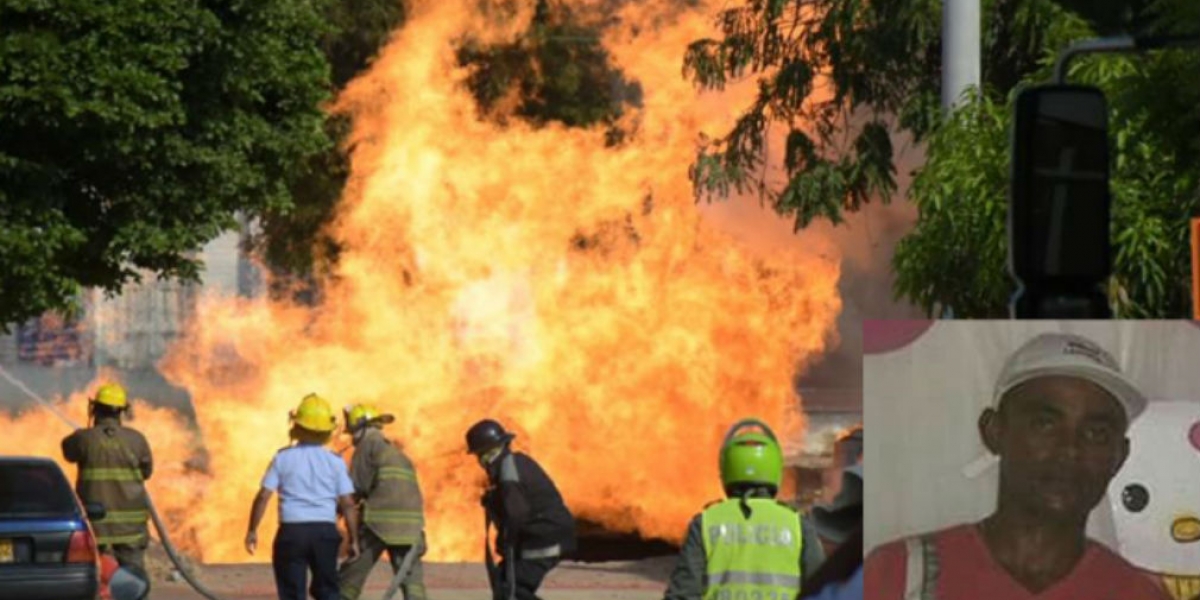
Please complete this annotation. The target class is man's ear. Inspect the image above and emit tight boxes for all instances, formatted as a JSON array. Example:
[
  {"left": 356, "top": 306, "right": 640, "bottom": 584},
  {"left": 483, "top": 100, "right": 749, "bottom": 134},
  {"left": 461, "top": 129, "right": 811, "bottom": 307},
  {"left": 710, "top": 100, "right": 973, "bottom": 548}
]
[{"left": 979, "top": 407, "right": 1002, "bottom": 456}]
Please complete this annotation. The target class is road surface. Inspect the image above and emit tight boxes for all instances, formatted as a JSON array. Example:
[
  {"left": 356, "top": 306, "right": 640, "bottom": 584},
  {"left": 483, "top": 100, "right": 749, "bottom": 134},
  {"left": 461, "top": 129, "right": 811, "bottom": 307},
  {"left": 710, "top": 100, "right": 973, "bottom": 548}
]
[{"left": 150, "top": 558, "right": 674, "bottom": 599}]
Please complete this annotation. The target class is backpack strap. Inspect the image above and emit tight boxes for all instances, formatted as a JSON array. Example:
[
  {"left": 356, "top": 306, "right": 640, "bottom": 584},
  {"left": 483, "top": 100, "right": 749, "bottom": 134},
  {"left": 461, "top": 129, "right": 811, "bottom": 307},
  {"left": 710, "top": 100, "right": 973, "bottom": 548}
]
[{"left": 903, "top": 535, "right": 938, "bottom": 600}]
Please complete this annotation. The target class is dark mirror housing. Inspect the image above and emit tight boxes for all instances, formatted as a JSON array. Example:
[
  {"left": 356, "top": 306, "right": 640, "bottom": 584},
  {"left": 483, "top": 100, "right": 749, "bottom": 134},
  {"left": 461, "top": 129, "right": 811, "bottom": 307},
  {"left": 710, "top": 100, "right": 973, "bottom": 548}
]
[{"left": 1009, "top": 84, "right": 1112, "bottom": 318}]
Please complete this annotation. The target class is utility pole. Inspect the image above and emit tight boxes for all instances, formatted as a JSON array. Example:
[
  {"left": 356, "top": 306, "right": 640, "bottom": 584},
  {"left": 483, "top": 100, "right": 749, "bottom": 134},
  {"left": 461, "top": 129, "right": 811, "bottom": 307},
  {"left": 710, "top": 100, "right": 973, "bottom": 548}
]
[
  {"left": 941, "top": 0, "right": 981, "bottom": 110},
  {"left": 939, "top": 0, "right": 981, "bottom": 319}
]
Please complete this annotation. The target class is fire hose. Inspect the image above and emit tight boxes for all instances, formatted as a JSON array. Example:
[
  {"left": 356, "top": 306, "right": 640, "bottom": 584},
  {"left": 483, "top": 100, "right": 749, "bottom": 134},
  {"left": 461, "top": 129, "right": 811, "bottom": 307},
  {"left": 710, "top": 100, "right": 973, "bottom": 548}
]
[
  {"left": 483, "top": 514, "right": 517, "bottom": 600},
  {"left": 380, "top": 534, "right": 422, "bottom": 600},
  {"left": 0, "top": 365, "right": 231, "bottom": 600}
]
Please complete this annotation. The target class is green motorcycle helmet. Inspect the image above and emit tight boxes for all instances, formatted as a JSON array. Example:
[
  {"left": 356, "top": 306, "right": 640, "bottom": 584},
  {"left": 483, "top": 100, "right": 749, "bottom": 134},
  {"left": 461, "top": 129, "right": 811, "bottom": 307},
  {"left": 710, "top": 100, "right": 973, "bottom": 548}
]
[{"left": 719, "top": 418, "right": 784, "bottom": 494}]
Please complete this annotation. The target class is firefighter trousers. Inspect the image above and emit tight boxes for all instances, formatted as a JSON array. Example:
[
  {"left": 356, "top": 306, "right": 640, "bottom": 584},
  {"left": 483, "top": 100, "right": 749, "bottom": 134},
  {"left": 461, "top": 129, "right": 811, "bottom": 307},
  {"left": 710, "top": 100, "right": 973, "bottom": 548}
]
[
  {"left": 337, "top": 528, "right": 426, "bottom": 600},
  {"left": 108, "top": 543, "right": 146, "bottom": 573},
  {"left": 494, "top": 556, "right": 559, "bottom": 600}
]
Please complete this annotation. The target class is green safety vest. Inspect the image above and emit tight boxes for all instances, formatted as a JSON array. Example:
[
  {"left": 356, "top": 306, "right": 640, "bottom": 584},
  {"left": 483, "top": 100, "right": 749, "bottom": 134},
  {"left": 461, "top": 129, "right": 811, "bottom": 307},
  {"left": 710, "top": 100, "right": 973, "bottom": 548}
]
[
  {"left": 353, "top": 429, "right": 424, "bottom": 546},
  {"left": 700, "top": 498, "right": 803, "bottom": 600}
]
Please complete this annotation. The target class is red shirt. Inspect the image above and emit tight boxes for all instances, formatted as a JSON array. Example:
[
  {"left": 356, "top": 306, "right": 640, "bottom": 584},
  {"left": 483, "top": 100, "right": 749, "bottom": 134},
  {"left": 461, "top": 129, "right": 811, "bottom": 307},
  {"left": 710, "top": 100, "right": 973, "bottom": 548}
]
[{"left": 865, "top": 523, "right": 1170, "bottom": 600}]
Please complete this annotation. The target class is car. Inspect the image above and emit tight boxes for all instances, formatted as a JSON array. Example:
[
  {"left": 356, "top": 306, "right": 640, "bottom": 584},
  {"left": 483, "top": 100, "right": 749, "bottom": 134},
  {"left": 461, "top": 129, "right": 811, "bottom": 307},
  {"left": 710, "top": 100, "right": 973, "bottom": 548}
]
[{"left": 0, "top": 456, "right": 102, "bottom": 600}]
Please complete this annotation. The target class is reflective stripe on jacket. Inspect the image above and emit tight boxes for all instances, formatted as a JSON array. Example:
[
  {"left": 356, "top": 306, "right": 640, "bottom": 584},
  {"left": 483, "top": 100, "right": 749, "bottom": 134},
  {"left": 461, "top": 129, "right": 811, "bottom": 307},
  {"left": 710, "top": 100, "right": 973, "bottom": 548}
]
[
  {"left": 63, "top": 418, "right": 152, "bottom": 547},
  {"left": 353, "top": 428, "right": 424, "bottom": 545}
]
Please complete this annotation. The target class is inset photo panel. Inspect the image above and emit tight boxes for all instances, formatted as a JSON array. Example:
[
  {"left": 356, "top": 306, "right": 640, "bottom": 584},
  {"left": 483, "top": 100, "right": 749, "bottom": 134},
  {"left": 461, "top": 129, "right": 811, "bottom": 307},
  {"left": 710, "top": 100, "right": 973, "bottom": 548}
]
[{"left": 863, "top": 320, "right": 1200, "bottom": 600}]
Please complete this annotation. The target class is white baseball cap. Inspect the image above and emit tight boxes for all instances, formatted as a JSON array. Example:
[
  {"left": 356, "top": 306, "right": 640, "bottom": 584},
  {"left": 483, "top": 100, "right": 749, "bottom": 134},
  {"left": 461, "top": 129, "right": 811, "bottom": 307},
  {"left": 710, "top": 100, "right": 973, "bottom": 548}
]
[{"left": 963, "top": 332, "right": 1146, "bottom": 478}]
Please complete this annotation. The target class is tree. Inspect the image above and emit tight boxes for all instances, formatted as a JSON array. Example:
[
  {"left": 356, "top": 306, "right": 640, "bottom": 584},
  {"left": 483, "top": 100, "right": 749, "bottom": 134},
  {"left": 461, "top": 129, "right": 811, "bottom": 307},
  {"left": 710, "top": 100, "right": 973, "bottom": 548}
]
[
  {"left": 250, "top": 0, "right": 406, "bottom": 299},
  {"left": 892, "top": 0, "right": 1200, "bottom": 317},
  {"left": 685, "top": 0, "right": 1199, "bottom": 316},
  {"left": 0, "top": 0, "right": 334, "bottom": 329},
  {"left": 457, "top": 0, "right": 633, "bottom": 137}
]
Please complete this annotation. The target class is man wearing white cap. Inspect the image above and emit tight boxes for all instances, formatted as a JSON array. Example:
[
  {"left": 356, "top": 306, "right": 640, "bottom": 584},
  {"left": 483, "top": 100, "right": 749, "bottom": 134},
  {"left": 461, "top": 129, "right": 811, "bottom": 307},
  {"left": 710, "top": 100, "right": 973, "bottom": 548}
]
[{"left": 865, "top": 332, "right": 1171, "bottom": 600}]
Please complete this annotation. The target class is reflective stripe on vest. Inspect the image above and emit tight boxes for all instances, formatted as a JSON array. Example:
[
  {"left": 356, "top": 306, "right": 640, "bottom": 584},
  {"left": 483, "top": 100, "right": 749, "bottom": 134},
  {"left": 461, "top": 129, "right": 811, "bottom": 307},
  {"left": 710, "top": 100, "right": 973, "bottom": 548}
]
[
  {"left": 521, "top": 544, "right": 562, "bottom": 560},
  {"left": 498, "top": 454, "right": 519, "bottom": 483},
  {"left": 700, "top": 498, "right": 803, "bottom": 600},
  {"left": 364, "top": 508, "right": 423, "bottom": 524},
  {"left": 378, "top": 466, "right": 417, "bottom": 482},
  {"left": 96, "top": 532, "right": 147, "bottom": 546},
  {"left": 81, "top": 467, "right": 143, "bottom": 481},
  {"left": 101, "top": 509, "right": 150, "bottom": 524},
  {"left": 703, "top": 571, "right": 802, "bottom": 588}
]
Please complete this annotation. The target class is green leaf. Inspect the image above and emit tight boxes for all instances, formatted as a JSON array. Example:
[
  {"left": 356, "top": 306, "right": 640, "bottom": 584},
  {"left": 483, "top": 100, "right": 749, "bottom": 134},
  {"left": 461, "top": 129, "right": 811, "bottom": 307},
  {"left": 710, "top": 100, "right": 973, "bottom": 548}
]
[{"left": 0, "top": 0, "right": 333, "bottom": 324}]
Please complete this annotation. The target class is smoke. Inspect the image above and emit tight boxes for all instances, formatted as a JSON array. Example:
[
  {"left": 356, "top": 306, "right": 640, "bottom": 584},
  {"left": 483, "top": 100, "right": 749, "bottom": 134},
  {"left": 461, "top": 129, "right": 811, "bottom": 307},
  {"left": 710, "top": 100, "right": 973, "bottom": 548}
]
[{"left": 698, "top": 125, "right": 926, "bottom": 411}]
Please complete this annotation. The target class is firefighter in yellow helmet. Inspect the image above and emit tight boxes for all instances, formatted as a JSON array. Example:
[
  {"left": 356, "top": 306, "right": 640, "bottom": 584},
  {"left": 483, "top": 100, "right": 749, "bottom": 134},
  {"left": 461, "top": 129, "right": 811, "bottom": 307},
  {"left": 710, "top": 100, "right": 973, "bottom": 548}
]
[
  {"left": 61, "top": 383, "right": 154, "bottom": 577},
  {"left": 246, "top": 394, "right": 361, "bottom": 600},
  {"left": 336, "top": 403, "right": 427, "bottom": 600},
  {"left": 662, "top": 419, "right": 825, "bottom": 600}
]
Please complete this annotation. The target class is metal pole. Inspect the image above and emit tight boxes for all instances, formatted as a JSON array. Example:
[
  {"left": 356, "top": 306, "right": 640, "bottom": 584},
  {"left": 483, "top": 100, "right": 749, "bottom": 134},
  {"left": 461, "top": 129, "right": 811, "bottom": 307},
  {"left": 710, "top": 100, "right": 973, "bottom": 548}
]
[
  {"left": 1053, "top": 36, "right": 1136, "bottom": 84},
  {"left": 1053, "top": 35, "right": 1200, "bottom": 83},
  {"left": 941, "top": 0, "right": 981, "bottom": 110}
]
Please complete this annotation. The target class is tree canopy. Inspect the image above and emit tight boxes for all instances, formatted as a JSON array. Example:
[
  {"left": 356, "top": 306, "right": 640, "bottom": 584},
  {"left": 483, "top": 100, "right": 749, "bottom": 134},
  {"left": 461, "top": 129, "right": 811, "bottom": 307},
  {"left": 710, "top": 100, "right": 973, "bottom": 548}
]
[
  {"left": 0, "top": 0, "right": 334, "bottom": 328},
  {"left": 686, "top": 0, "right": 1199, "bottom": 316},
  {"left": 893, "top": 0, "right": 1199, "bottom": 317},
  {"left": 457, "top": 0, "right": 632, "bottom": 135},
  {"left": 249, "top": 0, "right": 407, "bottom": 299}
]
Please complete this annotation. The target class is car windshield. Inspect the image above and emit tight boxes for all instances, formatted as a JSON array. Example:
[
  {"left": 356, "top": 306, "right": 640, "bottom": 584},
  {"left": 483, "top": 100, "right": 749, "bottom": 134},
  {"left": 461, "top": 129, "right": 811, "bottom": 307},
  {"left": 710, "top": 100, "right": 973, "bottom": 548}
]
[{"left": 0, "top": 462, "right": 77, "bottom": 517}]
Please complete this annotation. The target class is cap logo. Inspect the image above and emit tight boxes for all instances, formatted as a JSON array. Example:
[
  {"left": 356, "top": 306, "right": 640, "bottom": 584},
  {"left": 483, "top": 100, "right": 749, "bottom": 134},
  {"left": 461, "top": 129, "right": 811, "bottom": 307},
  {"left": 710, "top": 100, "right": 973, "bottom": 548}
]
[{"left": 1062, "top": 340, "right": 1110, "bottom": 367}]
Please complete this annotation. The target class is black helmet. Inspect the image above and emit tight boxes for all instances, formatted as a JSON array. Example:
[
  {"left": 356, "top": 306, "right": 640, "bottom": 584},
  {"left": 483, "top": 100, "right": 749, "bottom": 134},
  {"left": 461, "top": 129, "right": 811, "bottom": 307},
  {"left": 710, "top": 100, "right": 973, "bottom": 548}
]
[{"left": 466, "top": 419, "right": 514, "bottom": 454}]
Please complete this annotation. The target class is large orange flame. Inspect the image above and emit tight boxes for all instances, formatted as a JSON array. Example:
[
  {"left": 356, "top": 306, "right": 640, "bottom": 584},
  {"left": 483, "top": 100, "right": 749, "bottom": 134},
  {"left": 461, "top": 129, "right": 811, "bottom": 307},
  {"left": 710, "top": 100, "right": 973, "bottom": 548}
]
[{"left": 3, "top": 0, "right": 841, "bottom": 564}]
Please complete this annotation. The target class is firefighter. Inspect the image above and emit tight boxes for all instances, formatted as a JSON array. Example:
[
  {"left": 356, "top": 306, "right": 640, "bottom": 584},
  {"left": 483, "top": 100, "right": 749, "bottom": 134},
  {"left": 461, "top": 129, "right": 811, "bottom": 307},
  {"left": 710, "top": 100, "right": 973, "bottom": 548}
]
[
  {"left": 662, "top": 418, "right": 825, "bottom": 600},
  {"left": 466, "top": 419, "right": 576, "bottom": 600},
  {"left": 336, "top": 403, "right": 427, "bottom": 600},
  {"left": 246, "top": 394, "right": 361, "bottom": 600},
  {"left": 61, "top": 383, "right": 154, "bottom": 576}
]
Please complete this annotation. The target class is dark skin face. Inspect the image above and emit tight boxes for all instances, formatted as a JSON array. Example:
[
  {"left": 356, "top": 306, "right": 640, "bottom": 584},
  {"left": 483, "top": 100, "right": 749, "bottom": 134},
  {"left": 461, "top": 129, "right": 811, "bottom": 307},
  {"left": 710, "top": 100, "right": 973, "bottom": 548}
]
[
  {"left": 977, "top": 375, "right": 1131, "bottom": 592},
  {"left": 982, "top": 375, "right": 1130, "bottom": 521}
]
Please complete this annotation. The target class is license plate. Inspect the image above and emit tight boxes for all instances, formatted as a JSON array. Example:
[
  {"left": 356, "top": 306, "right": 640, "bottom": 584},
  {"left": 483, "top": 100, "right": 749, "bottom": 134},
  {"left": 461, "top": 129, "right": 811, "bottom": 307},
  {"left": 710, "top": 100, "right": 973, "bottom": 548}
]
[{"left": 0, "top": 539, "right": 12, "bottom": 563}]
